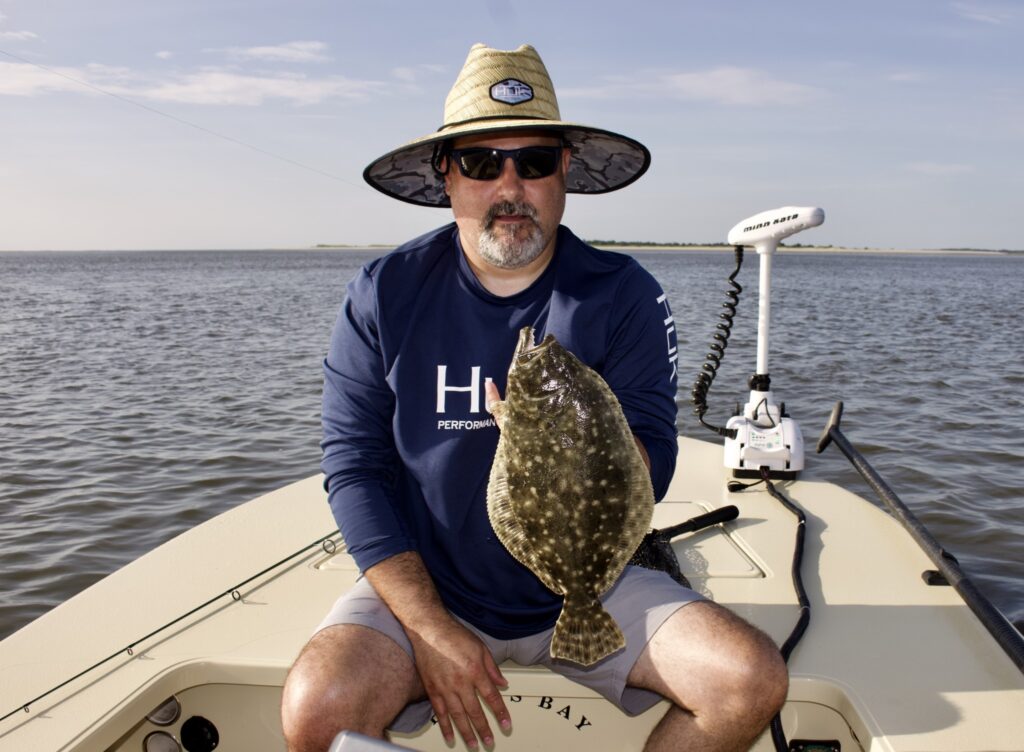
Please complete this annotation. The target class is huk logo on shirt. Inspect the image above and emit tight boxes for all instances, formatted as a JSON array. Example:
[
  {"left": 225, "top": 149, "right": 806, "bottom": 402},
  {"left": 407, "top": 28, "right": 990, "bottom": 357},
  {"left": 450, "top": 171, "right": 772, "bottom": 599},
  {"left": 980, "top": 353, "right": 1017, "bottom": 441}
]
[
  {"left": 657, "top": 293, "right": 679, "bottom": 382},
  {"left": 436, "top": 365, "right": 497, "bottom": 431}
]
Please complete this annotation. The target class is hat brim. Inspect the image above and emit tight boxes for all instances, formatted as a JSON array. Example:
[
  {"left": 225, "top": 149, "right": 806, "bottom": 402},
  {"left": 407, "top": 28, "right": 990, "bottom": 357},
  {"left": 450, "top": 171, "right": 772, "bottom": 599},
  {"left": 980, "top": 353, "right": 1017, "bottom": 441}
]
[{"left": 362, "top": 120, "right": 651, "bottom": 208}]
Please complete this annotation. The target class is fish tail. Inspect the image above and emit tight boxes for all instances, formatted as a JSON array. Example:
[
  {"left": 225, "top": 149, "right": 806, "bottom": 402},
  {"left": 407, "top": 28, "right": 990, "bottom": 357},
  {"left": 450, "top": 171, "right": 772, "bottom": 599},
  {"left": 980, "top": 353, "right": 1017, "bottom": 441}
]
[{"left": 549, "top": 593, "right": 625, "bottom": 667}]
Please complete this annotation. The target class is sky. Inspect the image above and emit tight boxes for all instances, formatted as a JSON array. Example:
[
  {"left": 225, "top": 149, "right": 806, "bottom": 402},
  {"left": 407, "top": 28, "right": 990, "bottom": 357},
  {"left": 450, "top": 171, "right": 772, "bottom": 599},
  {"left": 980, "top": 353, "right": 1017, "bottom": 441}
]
[{"left": 1, "top": 1, "right": 1021, "bottom": 251}]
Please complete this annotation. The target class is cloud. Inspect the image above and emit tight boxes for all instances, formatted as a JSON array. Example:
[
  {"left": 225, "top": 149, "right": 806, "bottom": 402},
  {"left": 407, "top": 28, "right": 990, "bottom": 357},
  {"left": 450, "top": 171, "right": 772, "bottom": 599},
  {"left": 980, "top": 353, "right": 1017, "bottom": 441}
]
[
  {"left": 906, "top": 161, "right": 975, "bottom": 176},
  {"left": 83, "top": 62, "right": 139, "bottom": 80},
  {"left": 0, "top": 29, "right": 38, "bottom": 40},
  {"left": 215, "top": 40, "right": 332, "bottom": 63},
  {"left": 950, "top": 2, "right": 1015, "bottom": 24},
  {"left": 143, "top": 69, "right": 376, "bottom": 105},
  {"left": 391, "top": 63, "right": 447, "bottom": 83},
  {"left": 887, "top": 71, "right": 924, "bottom": 83},
  {"left": 0, "top": 60, "right": 381, "bottom": 106},
  {"left": 661, "top": 67, "right": 817, "bottom": 106},
  {"left": 156, "top": 50, "right": 174, "bottom": 60},
  {"left": 0, "top": 9, "right": 38, "bottom": 40},
  {"left": 562, "top": 66, "right": 818, "bottom": 107},
  {"left": 0, "top": 62, "right": 84, "bottom": 95}
]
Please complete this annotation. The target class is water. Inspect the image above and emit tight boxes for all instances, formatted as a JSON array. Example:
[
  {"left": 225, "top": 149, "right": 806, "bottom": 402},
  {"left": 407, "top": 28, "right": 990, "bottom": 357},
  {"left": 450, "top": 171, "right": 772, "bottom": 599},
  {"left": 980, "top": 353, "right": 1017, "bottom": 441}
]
[{"left": 1, "top": 248, "right": 1022, "bottom": 640}]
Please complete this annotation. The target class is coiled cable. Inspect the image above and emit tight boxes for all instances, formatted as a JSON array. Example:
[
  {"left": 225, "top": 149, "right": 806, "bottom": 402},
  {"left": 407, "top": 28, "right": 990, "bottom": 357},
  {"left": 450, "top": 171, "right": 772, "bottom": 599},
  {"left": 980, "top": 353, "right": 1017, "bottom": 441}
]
[{"left": 691, "top": 246, "right": 744, "bottom": 438}]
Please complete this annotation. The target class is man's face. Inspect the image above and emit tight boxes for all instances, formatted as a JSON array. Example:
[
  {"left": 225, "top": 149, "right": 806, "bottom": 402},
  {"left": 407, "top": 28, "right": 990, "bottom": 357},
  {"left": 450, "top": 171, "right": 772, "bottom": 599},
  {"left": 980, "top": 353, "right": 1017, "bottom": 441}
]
[{"left": 444, "top": 131, "right": 570, "bottom": 271}]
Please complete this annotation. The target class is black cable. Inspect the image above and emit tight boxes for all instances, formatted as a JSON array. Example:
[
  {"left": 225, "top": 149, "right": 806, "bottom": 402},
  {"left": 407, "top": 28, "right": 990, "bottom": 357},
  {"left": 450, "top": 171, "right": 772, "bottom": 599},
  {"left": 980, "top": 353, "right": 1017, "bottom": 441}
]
[
  {"left": 750, "top": 396, "right": 778, "bottom": 427},
  {"left": 758, "top": 467, "right": 810, "bottom": 752},
  {"left": 727, "top": 478, "right": 764, "bottom": 493},
  {"left": 691, "top": 246, "right": 744, "bottom": 438}
]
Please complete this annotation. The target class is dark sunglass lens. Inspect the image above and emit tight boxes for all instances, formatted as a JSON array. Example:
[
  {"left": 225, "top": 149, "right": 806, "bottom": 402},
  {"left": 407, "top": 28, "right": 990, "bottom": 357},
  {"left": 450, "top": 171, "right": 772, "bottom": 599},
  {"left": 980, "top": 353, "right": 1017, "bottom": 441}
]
[
  {"left": 516, "top": 148, "right": 559, "bottom": 179},
  {"left": 452, "top": 146, "right": 560, "bottom": 180},
  {"left": 458, "top": 149, "right": 502, "bottom": 180}
]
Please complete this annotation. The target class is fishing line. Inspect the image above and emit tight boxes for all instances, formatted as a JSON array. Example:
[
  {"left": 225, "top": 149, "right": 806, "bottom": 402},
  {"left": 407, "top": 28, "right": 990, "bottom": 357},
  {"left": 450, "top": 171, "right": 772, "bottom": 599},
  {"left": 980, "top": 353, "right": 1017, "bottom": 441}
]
[
  {"left": 0, "top": 46, "right": 361, "bottom": 189},
  {"left": 0, "top": 531, "right": 342, "bottom": 723}
]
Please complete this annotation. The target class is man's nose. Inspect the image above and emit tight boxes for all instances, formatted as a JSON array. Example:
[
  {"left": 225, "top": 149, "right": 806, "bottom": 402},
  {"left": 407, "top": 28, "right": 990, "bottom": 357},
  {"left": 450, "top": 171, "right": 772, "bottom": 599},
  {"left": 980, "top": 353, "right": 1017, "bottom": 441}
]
[{"left": 493, "top": 156, "right": 526, "bottom": 197}]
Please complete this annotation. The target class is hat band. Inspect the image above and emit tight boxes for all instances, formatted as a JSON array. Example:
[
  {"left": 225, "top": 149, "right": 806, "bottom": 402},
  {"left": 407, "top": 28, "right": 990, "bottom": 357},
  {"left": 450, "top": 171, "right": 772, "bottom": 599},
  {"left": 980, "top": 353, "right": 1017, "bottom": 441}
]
[{"left": 438, "top": 114, "right": 556, "bottom": 133}]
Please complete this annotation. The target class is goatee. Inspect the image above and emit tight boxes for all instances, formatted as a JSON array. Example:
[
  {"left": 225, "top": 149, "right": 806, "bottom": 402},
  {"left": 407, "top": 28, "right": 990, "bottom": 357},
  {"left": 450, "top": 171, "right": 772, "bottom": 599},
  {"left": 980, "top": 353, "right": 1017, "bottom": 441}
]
[{"left": 477, "top": 201, "right": 546, "bottom": 269}]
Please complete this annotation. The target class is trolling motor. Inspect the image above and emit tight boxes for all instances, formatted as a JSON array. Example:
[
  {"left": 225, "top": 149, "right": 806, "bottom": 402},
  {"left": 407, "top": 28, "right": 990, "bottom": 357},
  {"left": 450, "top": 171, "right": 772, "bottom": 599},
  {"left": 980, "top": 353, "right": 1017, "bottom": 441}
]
[
  {"left": 723, "top": 206, "right": 824, "bottom": 478},
  {"left": 692, "top": 206, "right": 825, "bottom": 479}
]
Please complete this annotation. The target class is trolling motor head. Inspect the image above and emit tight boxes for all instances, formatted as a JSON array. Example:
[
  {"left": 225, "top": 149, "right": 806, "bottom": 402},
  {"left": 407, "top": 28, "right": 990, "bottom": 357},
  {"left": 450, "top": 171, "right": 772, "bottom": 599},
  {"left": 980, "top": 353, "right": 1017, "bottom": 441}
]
[
  {"left": 723, "top": 205, "right": 825, "bottom": 479},
  {"left": 728, "top": 206, "right": 825, "bottom": 255}
]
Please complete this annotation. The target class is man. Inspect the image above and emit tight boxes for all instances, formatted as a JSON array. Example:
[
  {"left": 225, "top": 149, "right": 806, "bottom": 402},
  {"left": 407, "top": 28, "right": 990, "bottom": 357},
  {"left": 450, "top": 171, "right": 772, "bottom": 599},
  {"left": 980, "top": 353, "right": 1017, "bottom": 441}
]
[{"left": 282, "top": 44, "right": 787, "bottom": 752}]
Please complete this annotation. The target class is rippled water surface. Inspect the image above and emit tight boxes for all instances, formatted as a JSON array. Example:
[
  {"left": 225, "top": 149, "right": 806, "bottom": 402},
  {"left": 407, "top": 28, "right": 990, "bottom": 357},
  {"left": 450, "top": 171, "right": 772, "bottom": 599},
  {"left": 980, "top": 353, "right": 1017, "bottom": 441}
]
[{"left": 1, "top": 248, "right": 1022, "bottom": 639}]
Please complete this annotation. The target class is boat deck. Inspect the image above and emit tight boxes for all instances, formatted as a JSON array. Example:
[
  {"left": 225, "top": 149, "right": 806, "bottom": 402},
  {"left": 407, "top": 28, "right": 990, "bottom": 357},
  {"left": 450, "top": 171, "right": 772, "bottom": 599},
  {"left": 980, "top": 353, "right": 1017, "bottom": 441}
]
[{"left": 1, "top": 437, "right": 1022, "bottom": 751}]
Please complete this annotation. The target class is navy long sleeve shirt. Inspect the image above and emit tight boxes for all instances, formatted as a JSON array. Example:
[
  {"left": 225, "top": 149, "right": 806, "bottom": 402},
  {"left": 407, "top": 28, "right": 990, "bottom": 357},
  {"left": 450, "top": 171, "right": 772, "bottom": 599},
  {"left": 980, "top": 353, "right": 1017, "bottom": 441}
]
[{"left": 321, "top": 223, "right": 679, "bottom": 639}]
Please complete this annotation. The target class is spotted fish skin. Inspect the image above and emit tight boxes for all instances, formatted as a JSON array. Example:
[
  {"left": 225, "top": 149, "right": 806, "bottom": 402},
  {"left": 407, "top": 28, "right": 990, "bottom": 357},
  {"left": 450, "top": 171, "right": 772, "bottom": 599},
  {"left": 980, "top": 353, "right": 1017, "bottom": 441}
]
[{"left": 488, "top": 327, "right": 654, "bottom": 666}]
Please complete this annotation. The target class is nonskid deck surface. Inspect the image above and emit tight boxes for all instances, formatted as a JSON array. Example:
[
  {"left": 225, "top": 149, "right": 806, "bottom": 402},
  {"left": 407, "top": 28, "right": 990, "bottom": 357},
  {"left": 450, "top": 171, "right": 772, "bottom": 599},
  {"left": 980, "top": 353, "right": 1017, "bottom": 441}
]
[{"left": 1, "top": 438, "right": 1022, "bottom": 751}]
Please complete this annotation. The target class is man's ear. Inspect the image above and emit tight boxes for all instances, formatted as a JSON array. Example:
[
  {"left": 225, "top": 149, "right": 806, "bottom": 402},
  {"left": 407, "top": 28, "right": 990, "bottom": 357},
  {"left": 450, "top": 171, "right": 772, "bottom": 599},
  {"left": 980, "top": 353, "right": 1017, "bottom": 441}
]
[{"left": 440, "top": 155, "right": 453, "bottom": 195}]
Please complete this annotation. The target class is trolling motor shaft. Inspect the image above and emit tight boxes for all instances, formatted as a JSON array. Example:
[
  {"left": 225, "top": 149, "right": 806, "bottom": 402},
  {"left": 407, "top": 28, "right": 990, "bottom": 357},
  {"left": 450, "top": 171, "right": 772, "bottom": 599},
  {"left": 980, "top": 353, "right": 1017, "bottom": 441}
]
[{"left": 723, "top": 206, "right": 825, "bottom": 478}]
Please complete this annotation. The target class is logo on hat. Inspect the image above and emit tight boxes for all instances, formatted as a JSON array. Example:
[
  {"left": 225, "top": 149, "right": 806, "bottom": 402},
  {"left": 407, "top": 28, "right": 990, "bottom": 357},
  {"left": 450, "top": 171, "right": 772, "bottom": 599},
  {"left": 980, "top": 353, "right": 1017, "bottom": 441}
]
[{"left": 490, "top": 78, "right": 534, "bottom": 105}]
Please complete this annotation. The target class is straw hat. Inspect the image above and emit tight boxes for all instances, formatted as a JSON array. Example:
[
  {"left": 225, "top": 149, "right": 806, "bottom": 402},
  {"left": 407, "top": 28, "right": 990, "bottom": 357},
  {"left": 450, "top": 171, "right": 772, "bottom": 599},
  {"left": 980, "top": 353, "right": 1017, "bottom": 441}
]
[{"left": 363, "top": 43, "right": 651, "bottom": 207}]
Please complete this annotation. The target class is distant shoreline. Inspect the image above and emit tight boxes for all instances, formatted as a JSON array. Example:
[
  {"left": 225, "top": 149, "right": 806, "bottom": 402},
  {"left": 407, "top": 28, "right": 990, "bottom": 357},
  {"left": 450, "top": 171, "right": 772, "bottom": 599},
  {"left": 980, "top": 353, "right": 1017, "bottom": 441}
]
[
  {"left": 2, "top": 244, "right": 1019, "bottom": 255},
  {"left": 591, "top": 244, "right": 1020, "bottom": 256},
  {"left": 313, "top": 242, "right": 1021, "bottom": 256}
]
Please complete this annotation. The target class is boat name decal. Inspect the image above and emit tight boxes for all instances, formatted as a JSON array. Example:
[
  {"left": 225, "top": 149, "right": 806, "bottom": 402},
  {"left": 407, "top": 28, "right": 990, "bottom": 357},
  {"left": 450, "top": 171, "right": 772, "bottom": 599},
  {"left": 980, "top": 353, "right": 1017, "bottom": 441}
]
[{"left": 431, "top": 695, "right": 593, "bottom": 731}]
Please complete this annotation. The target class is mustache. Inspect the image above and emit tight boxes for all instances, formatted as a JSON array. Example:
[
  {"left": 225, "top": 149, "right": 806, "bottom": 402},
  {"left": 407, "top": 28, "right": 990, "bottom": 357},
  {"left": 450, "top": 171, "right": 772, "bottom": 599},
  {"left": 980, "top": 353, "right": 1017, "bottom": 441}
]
[{"left": 484, "top": 201, "right": 539, "bottom": 228}]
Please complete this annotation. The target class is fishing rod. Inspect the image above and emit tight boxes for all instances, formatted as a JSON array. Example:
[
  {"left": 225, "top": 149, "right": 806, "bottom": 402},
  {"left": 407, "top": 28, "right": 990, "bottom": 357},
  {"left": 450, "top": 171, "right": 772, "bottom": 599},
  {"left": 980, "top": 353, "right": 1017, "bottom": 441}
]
[
  {"left": 1, "top": 531, "right": 342, "bottom": 724},
  {"left": 817, "top": 401, "right": 1024, "bottom": 673}
]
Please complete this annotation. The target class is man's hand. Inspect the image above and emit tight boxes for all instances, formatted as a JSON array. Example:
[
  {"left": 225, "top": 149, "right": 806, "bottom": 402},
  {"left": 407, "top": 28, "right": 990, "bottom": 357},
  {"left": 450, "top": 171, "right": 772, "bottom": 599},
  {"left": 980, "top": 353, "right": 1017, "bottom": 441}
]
[
  {"left": 365, "top": 551, "right": 512, "bottom": 749},
  {"left": 407, "top": 617, "right": 511, "bottom": 749}
]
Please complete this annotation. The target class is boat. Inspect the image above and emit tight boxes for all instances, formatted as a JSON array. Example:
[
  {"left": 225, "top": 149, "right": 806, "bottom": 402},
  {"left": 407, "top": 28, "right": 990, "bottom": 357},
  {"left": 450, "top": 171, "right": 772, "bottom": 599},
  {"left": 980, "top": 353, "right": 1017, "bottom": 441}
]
[{"left": 2, "top": 208, "right": 1022, "bottom": 751}]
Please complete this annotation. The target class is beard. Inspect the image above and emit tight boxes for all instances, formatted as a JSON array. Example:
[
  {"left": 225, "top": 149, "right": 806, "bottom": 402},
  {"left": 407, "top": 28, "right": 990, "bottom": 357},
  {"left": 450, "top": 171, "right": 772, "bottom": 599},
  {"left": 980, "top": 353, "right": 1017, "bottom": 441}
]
[{"left": 476, "top": 201, "right": 547, "bottom": 269}]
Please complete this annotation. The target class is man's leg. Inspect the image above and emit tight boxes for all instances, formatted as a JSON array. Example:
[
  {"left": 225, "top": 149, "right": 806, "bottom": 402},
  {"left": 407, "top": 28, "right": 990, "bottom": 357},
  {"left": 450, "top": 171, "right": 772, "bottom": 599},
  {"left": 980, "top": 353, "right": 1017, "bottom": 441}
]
[
  {"left": 628, "top": 600, "right": 788, "bottom": 752},
  {"left": 281, "top": 624, "right": 425, "bottom": 752}
]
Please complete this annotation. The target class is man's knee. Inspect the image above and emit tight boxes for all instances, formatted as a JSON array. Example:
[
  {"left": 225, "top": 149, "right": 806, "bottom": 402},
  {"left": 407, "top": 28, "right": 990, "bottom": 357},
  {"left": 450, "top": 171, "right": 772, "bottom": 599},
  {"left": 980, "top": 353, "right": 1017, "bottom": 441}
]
[
  {"left": 727, "top": 622, "right": 789, "bottom": 719},
  {"left": 281, "top": 625, "right": 418, "bottom": 751},
  {"left": 633, "top": 601, "right": 789, "bottom": 718}
]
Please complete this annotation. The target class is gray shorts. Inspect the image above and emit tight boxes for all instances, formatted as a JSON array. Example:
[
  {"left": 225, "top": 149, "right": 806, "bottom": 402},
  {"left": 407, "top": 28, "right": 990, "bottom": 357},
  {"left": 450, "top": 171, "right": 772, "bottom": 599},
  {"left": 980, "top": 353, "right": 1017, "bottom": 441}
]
[{"left": 316, "top": 565, "right": 704, "bottom": 733}]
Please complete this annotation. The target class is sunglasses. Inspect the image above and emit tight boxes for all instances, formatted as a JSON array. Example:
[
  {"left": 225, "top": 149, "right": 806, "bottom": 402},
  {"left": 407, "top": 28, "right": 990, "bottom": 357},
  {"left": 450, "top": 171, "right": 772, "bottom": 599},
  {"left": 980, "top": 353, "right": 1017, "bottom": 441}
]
[{"left": 446, "top": 146, "right": 565, "bottom": 181}]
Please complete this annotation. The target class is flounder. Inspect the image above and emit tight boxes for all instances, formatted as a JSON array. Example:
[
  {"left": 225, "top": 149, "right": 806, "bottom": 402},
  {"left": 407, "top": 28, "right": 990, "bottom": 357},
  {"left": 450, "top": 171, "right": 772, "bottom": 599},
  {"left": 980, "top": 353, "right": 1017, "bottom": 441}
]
[{"left": 487, "top": 327, "right": 654, "bottom": 666}]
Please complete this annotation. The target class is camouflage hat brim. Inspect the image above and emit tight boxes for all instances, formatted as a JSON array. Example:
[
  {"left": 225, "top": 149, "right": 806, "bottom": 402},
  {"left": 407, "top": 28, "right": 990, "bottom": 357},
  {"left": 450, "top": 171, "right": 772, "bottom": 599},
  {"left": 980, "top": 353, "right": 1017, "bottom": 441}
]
[{"left": 362, "top": 120, "right": 651, "bottom": 208}]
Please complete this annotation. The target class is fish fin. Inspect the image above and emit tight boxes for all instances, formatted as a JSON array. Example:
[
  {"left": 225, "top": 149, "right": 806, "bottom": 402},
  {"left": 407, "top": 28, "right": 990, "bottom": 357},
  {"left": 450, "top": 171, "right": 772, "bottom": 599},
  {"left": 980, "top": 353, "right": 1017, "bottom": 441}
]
[
  {"left": 549, "top": 592, "right": 625, "bottom": 667},
  {"left": 592, "top": 446, "right": 656, "bottom": 595},
  {"left": 556, "top": 362, "right": 656, "bottom": 596},
  {"left": 487, "top": 438, "right": 562, "bottom": 594}
]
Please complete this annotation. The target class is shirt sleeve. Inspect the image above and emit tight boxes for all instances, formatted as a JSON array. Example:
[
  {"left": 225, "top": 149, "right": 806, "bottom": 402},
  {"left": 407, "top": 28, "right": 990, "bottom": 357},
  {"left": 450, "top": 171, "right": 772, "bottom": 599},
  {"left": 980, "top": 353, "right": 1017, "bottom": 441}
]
[
  {"left": 320, "top": 265, "right": 416, "bottom": 571},
  {"left": 601, "top": 263, "right": 679, "bottom": 500}
]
